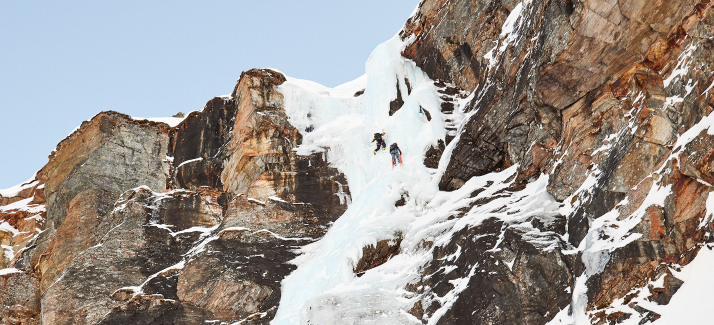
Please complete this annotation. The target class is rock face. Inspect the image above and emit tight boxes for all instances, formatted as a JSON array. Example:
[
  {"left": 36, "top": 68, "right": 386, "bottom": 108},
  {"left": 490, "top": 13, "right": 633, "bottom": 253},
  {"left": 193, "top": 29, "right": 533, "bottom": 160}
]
[
  {"left": 3, "top": 1, "right": 714, "bottom": 324},
  {"left": 415, "top": 218, "right": 573, "bottom": 324},
  {"left": 402, "top": 0, "right": 705, "bottom": 191},
  {"left": 172, "top": 96, "right": 236, "bottom": 190},
  {"left": 0, "top": 180, "right": 44, "bottom": 270},
  {"left": 397, "top": 0, "right": 714, "bottom": 324},
  {"left": 0, "top": 69, "right": 349, "bottom": 325}
]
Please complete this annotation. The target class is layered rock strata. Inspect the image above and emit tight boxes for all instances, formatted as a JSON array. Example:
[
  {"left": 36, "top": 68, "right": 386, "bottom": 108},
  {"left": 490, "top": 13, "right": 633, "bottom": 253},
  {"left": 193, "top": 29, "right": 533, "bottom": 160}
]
[
  {"left": 396, "top": 0, "right": 714, "bottom": 324},
  {"left": 3, "top": 0, "right": 714, "bottom": 324},
  {"left": 0, "top": 69, "right": 349, "bottom": 325}
]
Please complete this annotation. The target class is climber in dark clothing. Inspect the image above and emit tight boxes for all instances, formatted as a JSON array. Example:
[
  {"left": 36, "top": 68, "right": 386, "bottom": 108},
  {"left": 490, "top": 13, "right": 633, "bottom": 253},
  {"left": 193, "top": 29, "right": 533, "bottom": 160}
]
[
  {"left": 372, "top": 132, "right": 386, "bottom": 154},
  {"left": 390, "top": 142, "right": 403, "bottom": 167}
]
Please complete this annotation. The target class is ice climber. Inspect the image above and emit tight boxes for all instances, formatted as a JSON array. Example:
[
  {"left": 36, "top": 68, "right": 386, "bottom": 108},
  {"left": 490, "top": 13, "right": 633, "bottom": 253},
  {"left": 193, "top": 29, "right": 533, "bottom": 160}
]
[
  {"left": 372, "top": 132, "right": 386, "bottom": 154},
  {"left": 390, "top": 142, "right": 403, "bottom": 167}
]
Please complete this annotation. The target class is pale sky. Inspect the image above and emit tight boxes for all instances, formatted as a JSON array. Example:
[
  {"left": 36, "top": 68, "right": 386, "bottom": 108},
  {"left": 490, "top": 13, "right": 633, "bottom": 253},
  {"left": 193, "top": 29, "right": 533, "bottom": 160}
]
[{"left": 0, "top": 0, "right": 419, "bottom": 189}]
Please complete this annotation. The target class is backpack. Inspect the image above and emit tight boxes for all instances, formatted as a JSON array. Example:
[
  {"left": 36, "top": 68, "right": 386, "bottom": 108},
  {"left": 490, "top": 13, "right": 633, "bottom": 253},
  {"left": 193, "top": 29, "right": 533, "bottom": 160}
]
[
  {"left": 374, "top": 133, "right": 383, "bottom": 141},
  {"left": 390, "top": 143, "right": 399, "bottom": 153}
]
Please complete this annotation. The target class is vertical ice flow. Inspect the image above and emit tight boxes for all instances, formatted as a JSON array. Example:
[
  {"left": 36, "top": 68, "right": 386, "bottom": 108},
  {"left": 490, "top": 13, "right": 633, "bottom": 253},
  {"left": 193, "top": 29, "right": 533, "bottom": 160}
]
[{"left": 271, "top": 35, "right": 446, "bottom": 324}]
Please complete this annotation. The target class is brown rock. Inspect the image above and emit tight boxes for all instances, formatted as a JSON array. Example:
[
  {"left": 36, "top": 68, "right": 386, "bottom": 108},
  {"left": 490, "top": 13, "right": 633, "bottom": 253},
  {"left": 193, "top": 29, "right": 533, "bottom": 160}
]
[
  {"left": 0, "top": 270, "right": 40, "bottom": 325},
  {"left": 98, "top": 293, "right": 213, "bottom": 325},
  {"left": 605, "top": 140, "right": 670, "bottom": 193},
  {"left": 221, "top": 69, "right": 297, "bottom": 196},
  {"left": 36, "top": 188, "right": 117, "bottom": 292},
  {"left": 0, "top": 183, "right": 46, "bottom": 269},
  {"left": 402, "top": 0, "right": 714, "bottom": 323},
  {"left": 678, "top": 129, "right": 714, "bottom": 185},
  {"left": 0, "top": 180, "right": 41, "bottom": 207},
  {"left": 411, "top": 217, "right": 574, "bottom": 325},
  {"left": 50, "top": 69, "right": 349, "bottom": 324},
  {"left": 5, "top": 1, "right": 714, "bottom": 324},
  {"left": 176, "top": 229, "right": 284, "bottom": 320},
  {"left": 353, "top": 236, "right": 403, "bottom": 277},
  {"left": 171, "top": 97, "right": 237, "bottom": 190},
  {"left": 40, "top": 186, "right": 224, "bottom": 325},
  {"left": 38, "top": 111, "right": 170, "bottom": 230},
  {"left": 111, "top": 287, "right": 137, "bottom": 302}
]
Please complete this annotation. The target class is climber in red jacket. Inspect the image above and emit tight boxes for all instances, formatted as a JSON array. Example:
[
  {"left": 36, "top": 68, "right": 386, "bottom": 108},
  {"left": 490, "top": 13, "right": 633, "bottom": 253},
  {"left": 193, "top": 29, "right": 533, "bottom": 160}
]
[{"left": 390, "top": 142, "right": 403, "bottom": 167}]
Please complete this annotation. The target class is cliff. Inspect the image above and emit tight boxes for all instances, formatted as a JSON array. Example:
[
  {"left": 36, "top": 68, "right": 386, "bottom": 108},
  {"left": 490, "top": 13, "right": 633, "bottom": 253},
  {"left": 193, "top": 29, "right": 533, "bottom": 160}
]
[
  {"left": 0, "top": 70, "right": 348, "bottom": 325},
  {"left": 2, "top": 0, "right": 714, "bottom": 324}
]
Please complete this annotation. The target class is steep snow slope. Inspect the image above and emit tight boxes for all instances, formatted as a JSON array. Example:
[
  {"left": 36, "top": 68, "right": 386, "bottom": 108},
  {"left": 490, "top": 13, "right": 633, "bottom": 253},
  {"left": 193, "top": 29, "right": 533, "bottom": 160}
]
[
  {"left": 3, "top": 0, "right": 714, "bottom": 324},
  {"left": 274, "top": 30, "right": 562, "bottom": 325},
  {"left": 271, "top": 3, "right": 567, "bottom": 323},
  {"left": 274, "top": 35, "right": 447, "bottom": 324},
  {"left": 271, "top": 0, "right": 714, "bottom": 323}
]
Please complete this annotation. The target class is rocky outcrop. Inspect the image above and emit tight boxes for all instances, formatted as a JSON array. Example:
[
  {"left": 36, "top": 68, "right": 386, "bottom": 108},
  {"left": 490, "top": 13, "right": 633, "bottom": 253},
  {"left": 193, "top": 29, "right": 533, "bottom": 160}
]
[
  {"left": 402, "top": 0, "right": 707, "bottom": 191},
  {"left": 412, "top": 218, "right": 573, "bottom": 324},
  {"left": 353, "top": 236, "right": 403, "bottom": 277},
  {"left": 161, "top": 69, "right": 348, "bottom": 324},
  {"left": 0, "top": 182, "right": 45, "bottom": 270},
  {"left": 1, "top": 69, "right": 349, "bottom": 325},
  {"left": 3, "top": 1, "right": 714, "bottom": 324},
  {"left": 0, "top": 270, "right": 41, "bottom": 325},
  {"left": 0, "top": 181, "right": 45, "bottom": 325},
  {"left": 1, "top": 112, "right": 172, "bottom": 325},
  {"left": 398, "top": 0, "right": 714, "bottom": 324},
  {"left": 39, "top": 187, "right": 223, "bottom": 325},
  {"left": 171, "top": 96, "right": 237, "bottom": 190},
  {"left": 560, "top": 12, "right": 714, "bottom": 323},
  {"left": 28, "top": 112, "right": 171, "bottom": 296},
  {"left": 39, "top": 111, "right": 171, "bottom": 229}
]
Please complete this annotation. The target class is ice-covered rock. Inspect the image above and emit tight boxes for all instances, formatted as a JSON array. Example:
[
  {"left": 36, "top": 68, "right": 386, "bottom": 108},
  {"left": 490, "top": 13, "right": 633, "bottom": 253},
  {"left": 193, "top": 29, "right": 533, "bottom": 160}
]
[{"left": 4, "top": 0, "right": 714, "bottom": 324}]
